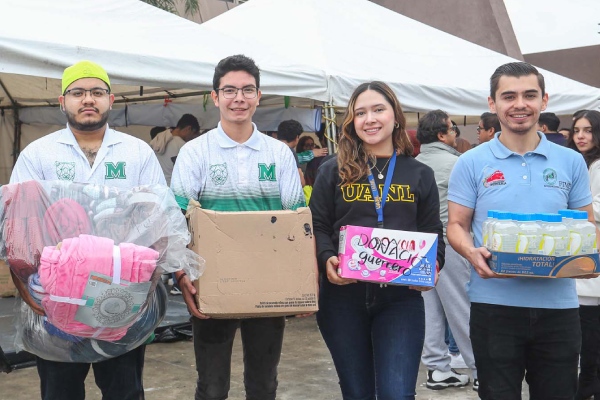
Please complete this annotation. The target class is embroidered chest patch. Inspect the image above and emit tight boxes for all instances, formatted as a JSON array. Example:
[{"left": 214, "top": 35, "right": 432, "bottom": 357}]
[
  {"left": 55, "top": 161, "right": 76, "bottom": 181},
  {"left": 210, "top": 163, "right": 228, "bottom": 185}
]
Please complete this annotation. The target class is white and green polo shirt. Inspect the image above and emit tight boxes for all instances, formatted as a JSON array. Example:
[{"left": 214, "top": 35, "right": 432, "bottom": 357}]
[
  {"left": 170, "top": 123, "right": 305, "bottom": 212},
  {"left": 10, "top": 125, "right": 166, "bottom": 187}
]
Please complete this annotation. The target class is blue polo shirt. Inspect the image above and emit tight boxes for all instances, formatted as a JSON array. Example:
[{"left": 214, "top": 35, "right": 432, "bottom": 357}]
[{"left": 448, "top": 132, "right": 591, "bottom": 308}]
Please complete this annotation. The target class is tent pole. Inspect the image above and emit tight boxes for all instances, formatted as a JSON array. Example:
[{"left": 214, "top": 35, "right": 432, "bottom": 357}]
[
  {"left": 0, "top": 78, "right": 21, "bottom": 166},
  {"left": 324, "top": 101, "right": 337, "bottom": 154},
  {"left": 12, "top": 108, "right": 21, "bottom": 167}
]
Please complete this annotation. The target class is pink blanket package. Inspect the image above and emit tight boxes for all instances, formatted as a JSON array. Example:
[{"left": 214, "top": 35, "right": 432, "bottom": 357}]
[
  {"left": 39, "top": 234, "right": 158, "bottom": 341},
  {"left": 338, "top": 225, "right": 438, "bottom": 287}
]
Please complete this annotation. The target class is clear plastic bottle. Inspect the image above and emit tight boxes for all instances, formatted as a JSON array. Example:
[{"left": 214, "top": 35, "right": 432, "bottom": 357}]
[
  {"left": 515, "top": 213, "right": 542, "bottom": 254},
  {"left": 558, "top": 210, "right": 575, "bottom": 230},
  {"left": 539, "top": 214, "right": 569, "bottom": 256},
  {"left": 569, "top": 210, "right": 597, "bottom": 255},
  {"left": 491, "top": 211, "right": 519, "bottom": 252},
  {"left": 482, "top": 210, "right": 499, "bottom": 249}
]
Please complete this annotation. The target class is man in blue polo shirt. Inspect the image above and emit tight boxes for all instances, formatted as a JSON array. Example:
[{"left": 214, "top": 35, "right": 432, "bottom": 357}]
[{"left": 447, "top": 62, "right": 598, "bottom": 399}]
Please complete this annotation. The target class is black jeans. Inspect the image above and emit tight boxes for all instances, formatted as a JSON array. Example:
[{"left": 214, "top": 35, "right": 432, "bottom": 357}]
[
  {"left": 577, "top": 305, "right": 600, "bottom": 400},
  {"left": 192, "top": 316, "right": 285, "bottom": 400},
  {"left": 470, "top": 303, "right": 580, "bottom": 400},
  {"left": 36, "top": 345, "right": 146, "bottom": 400}
]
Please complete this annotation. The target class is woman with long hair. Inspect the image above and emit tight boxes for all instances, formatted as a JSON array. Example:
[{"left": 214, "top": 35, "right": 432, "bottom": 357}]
[
  {"left": 309, "top": 81, "right": 444, "bottom": 399},
  {"left": 568, "top": 109, "right": 600, "bottom": 400}
]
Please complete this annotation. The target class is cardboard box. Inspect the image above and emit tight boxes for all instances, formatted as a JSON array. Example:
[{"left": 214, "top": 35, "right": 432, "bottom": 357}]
[
  {"left": 188, "top": 206, "right": 319, "bottom": 318},
  {"left": 0, "top": 260, "right": 17, "bottom": 298},
  {"left": 338, "top": 225, "right": 438, "bottom": 287},
  {"left": 489, "top": 251, "right": 600, "bottom": 277}
]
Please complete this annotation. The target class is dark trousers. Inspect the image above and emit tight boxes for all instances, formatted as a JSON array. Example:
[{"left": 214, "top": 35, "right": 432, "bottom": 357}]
[
  {"left": 577, "top": 305, "right": 600, "bottom": 400},
  {"left": 470, "top": 303, "right": 580, "bottom": 400},
  {"left": 36, "top": 345, "right": 146, "bottom": 400},
  {"left": 192, "top": 316, "right": 285, "bottom": 400},
  {"left": 317, "top": 281, "right": 424, "bottom": 400}
]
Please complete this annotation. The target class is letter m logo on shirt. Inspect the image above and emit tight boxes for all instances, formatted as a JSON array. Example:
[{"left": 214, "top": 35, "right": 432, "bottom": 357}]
[
  {"left": 258, "top": 163, "right": 276, "bottom": 181},
  {"left": 104, "top": 162, "right": 126, "bottom": 179}
]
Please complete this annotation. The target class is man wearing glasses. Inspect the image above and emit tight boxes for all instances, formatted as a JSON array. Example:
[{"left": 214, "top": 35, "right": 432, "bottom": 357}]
[
  {"left": 477, "top": 112, "right": 501, "bottom": 144},
  {"left": 10, "top": 60, "right": 165, "bottom": 399},
  {"left": 171, "top": 54, "right": 305, "bottom": 400},
  {"left": 415, "top": 110, "right": 477, "bottom": 392}
]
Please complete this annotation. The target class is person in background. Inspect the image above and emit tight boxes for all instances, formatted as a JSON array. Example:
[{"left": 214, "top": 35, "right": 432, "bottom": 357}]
[
  {"left": 567, "top": 109, "right": 600, "bottom": 400},
  {"left": 559, "top": 127, "right": 571, "bottom": 141},
  {"left": 476, "top": 112, "right": 500, "bottom": 144},
  {"left": 302, "top": 155, "right": 326, "bottom": 205},
  {"left": 296, "top": 135, "right": 328, "bottom": 171},
  {"left": 452, "top": 120, "right": 472, "bottom": 153},
  {"left": 297, "top": 136, "right": 316, "bottom": 153},
  {"left": 150, "top": 126, "right": 166, "bottom": 140},
  {"left": 416, "top": 110, "right": 477, "bottom": 392},
  {"left": 150, "top": 114, "right": 199, "bottom": 186},
  {"left": 406, "top": 129, "right": 421, "bottom": 157},
  {"left": 150, "top": 114, "right": 200, "bottom": 295},
  {"left": 538, "top": 112, "right": 565, "bottom": 145},
  {"left": 277, "top": 119, "right": 306, "bottom": 186},
  {"left": 573, "top": 110, "right": 589, "bottom": 121},
  {"left": 310, "top": 81, "right": 444, "bottom": 399}
]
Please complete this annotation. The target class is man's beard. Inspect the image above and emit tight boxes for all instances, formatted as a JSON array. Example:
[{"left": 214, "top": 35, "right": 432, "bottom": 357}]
[{"left": 66, "top": 108, "right": 110, "bottom": 132}]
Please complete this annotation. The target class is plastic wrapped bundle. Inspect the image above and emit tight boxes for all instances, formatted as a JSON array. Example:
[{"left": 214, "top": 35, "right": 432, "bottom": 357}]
[
  {"left": 0, "top": 180, "right": 203, "bottom": 362},
  {"left": 19, "top": 281, "right": 167, "bottom": 363}
]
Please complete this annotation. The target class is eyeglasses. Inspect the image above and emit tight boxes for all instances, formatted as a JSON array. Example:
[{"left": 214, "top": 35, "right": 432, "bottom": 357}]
[
  {"left": 448, "top": 125, "right": 457, "bottom": 133},
  {"left": 476, "top": 126, "right": 485, "bottom": 132},
  {"left": 64, "top": 88, "right": 110, "bottom": 98},
  {"left": 217, "top": 86, "right": 258, "bottom": 99}
]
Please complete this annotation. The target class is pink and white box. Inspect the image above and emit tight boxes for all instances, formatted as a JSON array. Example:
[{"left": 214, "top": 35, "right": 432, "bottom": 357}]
[{"left": 338, "top": 225, "right": 438, "bottom": 287}]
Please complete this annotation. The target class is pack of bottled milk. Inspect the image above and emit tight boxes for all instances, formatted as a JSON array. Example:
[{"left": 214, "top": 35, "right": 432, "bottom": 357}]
[{"left": 482, "top": 210, "right": 597, "bottom": 256}]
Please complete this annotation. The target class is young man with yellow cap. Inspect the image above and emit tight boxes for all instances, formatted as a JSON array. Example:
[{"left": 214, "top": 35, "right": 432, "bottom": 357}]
[{"left": 10, "top": 60, "right": 166, "bottom": 400}]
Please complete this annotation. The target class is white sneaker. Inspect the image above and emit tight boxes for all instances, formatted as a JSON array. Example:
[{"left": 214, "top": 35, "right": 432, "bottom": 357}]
[
  {"left": 450, "top": 353, "right": 468, "bottom": 369},
  {"left": 426, "top": 369, "right": 470, "bottom": 390}
]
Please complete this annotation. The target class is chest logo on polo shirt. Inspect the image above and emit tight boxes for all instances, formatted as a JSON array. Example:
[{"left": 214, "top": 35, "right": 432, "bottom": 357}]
[
  {"left": 209, "top": 163, "right": 228, "bottom": 185},
  {"left": 55, "top": 161, "right": 75, "bottom": 181},
  {"left": 543, "top": 168, "right": 557, "bottom": 185},
  {"left": 483, "top": 169, "right": 506, "bottom": 188},
  {"left": 258, "top": 163, "right": 276, "bottom": 181},
  {"left": 543, "top": 168, "right": 571, "bottom": 190},
  {"left": 104, "top": 162, "right": 126, "bottom": 179}
]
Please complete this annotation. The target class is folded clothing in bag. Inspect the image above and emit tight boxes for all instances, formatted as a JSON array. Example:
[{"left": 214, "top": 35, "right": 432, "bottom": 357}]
[
  {"left": 39, "top": 234, "right": 158, "bottom": 341},
  {"left": 1, "top": 181, "right": 51, "bottom": 281},
  {"left": 44, "top": 198, "right": 92, "bottom": 245}
]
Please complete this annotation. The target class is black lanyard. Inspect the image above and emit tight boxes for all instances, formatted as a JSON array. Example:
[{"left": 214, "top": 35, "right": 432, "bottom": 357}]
[{"left": 367, "top": 152, "right": 397, "bottom": 228}]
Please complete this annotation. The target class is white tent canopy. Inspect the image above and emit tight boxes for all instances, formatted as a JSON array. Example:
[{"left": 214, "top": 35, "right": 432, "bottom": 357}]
[
  {"left": 199, "top": 0, "right": 600, "bottom": 115},
  {"left": 2, "top": 0, "right": 598, "bottom": 114},
  {"left": 0, "top": 0, "right": 328, "bottom": 183},
  {"left": 0, "top": 0, "right": 328, "bottom": 108}
]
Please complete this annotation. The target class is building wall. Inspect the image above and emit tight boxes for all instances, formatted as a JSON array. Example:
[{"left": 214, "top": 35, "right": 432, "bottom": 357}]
[
  {"left": 524, "top": 45, "right": 600, "bottom": 88},
  {"left": 370, "top": 0, "right": 523, "bottom": 59}
]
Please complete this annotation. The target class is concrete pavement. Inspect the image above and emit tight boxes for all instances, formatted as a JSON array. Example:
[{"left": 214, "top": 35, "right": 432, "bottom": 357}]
[{"left": 0, "top": 314, "right": 532, "bottom": 399}]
